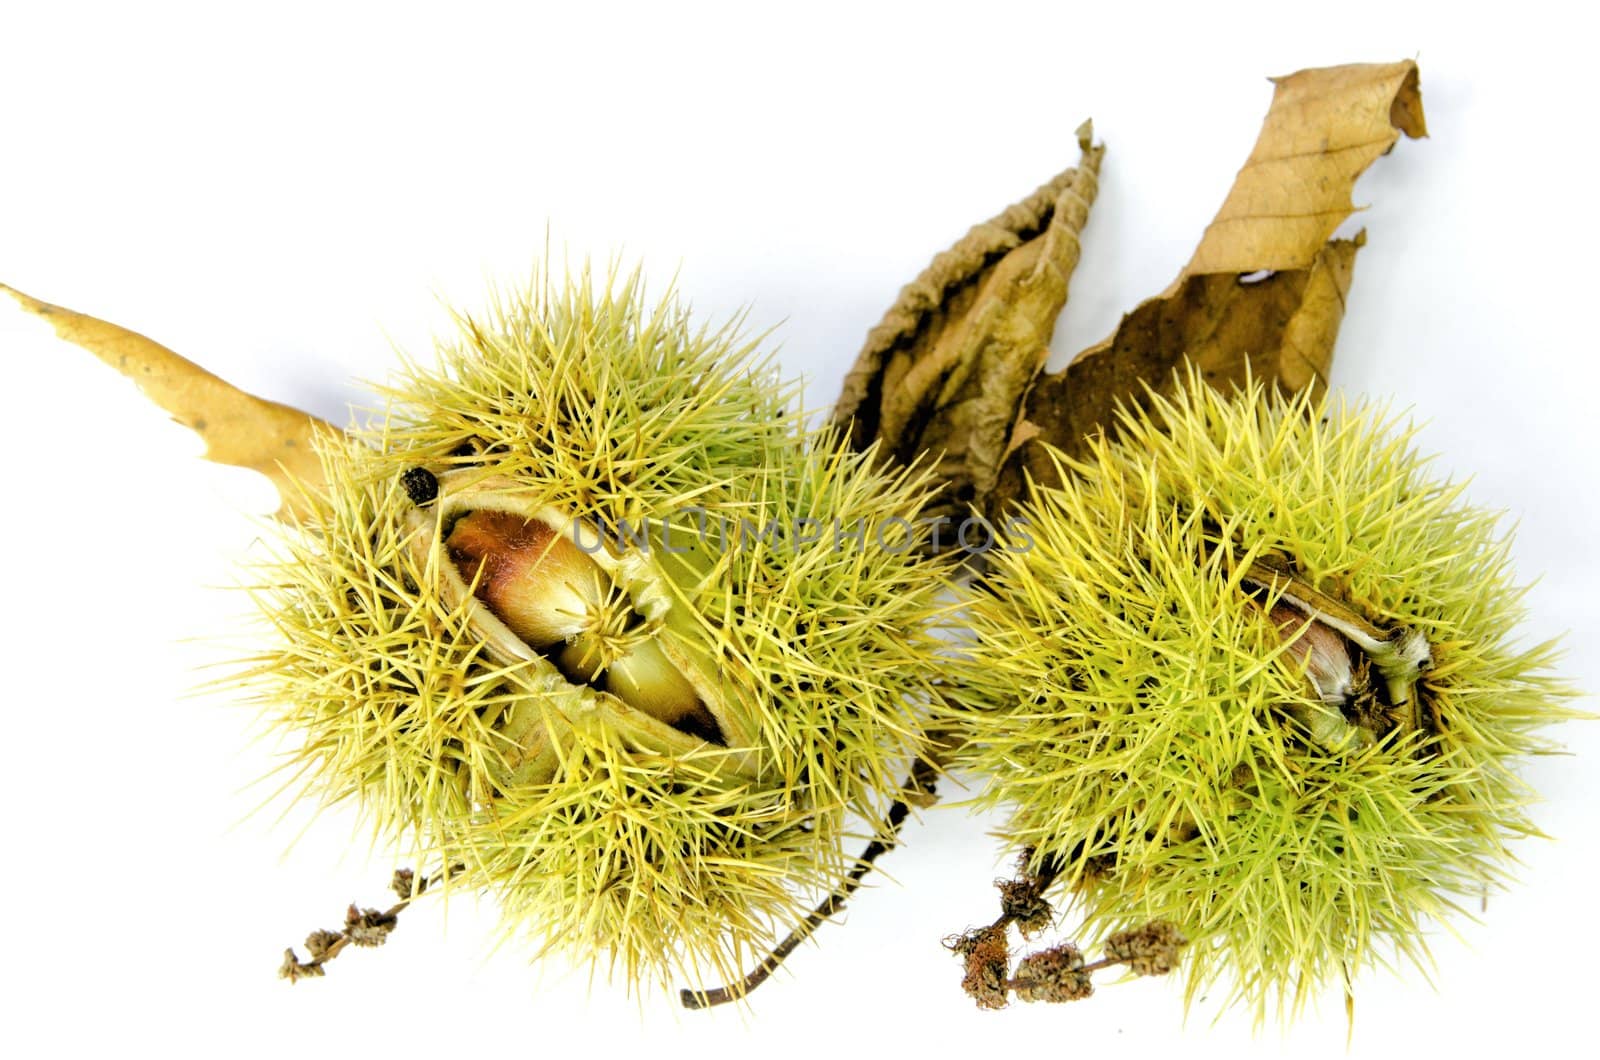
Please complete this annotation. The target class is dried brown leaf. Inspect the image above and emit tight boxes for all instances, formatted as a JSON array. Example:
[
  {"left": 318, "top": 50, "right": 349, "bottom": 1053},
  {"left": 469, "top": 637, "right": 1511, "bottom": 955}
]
[
  {"left": 2, "top": 284, "right": 336, "bottom": 520},
  {"left": 1002, "top": 237, "right": 1362, "bottom": 492},
  {"left": 994, "top": 61, "right": 1425, "bottom": 512},
  {"left": 1188, "top": 61, "right": 1426, "bottom": 274},
  {"left": 831, "top": 122, "right": 1104, "bottom": 514}
]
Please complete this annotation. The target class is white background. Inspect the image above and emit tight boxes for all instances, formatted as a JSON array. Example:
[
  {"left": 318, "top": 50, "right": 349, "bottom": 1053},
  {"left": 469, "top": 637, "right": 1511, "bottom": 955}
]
[{"left": 1, "top": 3, "right": 1595, "bottom": 1057}]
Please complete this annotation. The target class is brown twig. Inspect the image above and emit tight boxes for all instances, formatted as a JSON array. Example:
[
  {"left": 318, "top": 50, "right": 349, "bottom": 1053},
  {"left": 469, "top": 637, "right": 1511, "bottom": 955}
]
[
  {"left": 1002, "top": 954, "right": 1119, "bottom": 989},
  {"left": 679, "top": 756, "right": 940, "bottom": 1009}
]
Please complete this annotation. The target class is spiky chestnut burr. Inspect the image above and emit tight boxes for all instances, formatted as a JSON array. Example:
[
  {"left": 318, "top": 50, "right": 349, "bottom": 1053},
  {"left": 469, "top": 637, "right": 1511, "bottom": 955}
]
[
  {"left": 245, "top": 267, "right": 955, "bottom": 989},
  {"left": 943, "top": 369, "right": 1579, "bottom": 1021}
]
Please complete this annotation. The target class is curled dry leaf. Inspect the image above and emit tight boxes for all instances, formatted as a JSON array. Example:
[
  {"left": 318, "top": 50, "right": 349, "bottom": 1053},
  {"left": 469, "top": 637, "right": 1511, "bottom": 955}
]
[
  {"left": 997, "top": 60, "right": 1427, "bottom": 511},
  {"left": 831, "top": 121, "right": 1104, "bottom": 516},
  {"left": 1, "top": 283, "right": 336, "bottom": 520},
  {"left": 830, "top": 61, "right": 1426, "bottom": 521}
]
